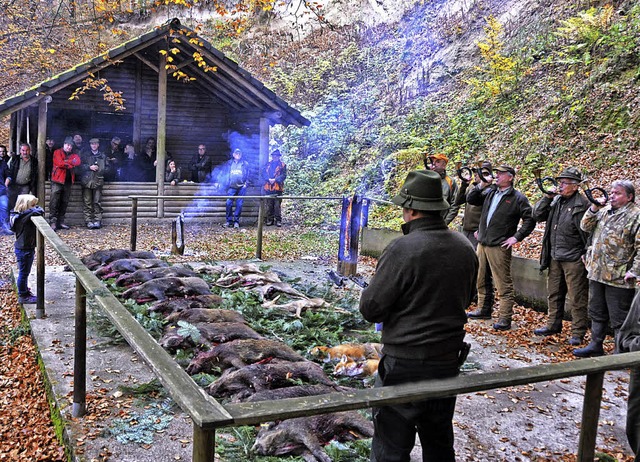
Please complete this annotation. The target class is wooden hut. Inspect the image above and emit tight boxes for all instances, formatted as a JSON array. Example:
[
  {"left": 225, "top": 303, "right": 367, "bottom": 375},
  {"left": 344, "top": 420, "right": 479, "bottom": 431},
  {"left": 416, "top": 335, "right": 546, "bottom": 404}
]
[{"left": 0, "top": 18, "right": 309, "bottom": 224}]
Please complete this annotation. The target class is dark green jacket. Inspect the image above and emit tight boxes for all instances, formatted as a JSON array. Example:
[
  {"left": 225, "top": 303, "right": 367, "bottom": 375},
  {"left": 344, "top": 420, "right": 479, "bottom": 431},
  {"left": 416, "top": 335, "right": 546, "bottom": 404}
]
[
  {"left": 533, "top": 192, "right": 590, "bottom": 270},
  {"left": 359, "top": 215, "right": 478, "bottom": 360}
]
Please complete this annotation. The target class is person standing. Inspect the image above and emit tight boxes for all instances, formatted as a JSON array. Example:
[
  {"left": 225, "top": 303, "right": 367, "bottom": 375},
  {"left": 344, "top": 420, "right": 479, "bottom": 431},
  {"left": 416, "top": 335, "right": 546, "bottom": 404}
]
[
  {"left": 79, "top": 138, "right": 109, "bottom": 229},
  {"left": 455, "top": 161, "right": 495, "bottom": 316},
  {"left": 45, "top": 137, "right": 56, "bottom": 179},
  {"left": 574, "top": 180, "right": 640, "bottom": 357},
  {"left": 466, "top": 164, "right": 535, "bottom": 330},
  {"left": 0, "top": 158, "right": 11, "bottom": 235},
  {"left": 49, "top": 137, "right": 81, "bottom": 231},
  {"left": 72, "top": 133, "right": 84, "bottom": 154},
  {"left": 190, "top": 144, "right": 212, "bottom": 183},
  {"left": 105, "top": 136, "right": 123, "bottom": 182},
  {"left": 425, "top": 153, "right": 460, "bottom": 225},
  {"left": 6, "top": 143, "right": 38, "bottom": 211},
  {"left": 10, "top": 194, "right": 44, "bottom": 304},
  {"left": 531, "top": 167, "right": 590, "bottom": 345},
  {"left": 360, "top": 169, "right": 478, "bottom": 461},
  {"left": 0, "top": 145, "right": 8, "bottom": 166},
  {"left": 262, "top": 149, "right": 287, "bottom": 227},
  {"left": 214, "top": 148, "right": 250, "bottom": 228}
]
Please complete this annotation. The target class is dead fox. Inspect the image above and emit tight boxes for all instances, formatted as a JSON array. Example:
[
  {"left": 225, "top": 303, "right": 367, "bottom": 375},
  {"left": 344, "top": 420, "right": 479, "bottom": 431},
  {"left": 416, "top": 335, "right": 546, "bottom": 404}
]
[
  {"left": 310, "top": 343, "right": 382, "bottom": 363},
  {"left": 333, "top": 356, "right": 379, "bottom": 377}
]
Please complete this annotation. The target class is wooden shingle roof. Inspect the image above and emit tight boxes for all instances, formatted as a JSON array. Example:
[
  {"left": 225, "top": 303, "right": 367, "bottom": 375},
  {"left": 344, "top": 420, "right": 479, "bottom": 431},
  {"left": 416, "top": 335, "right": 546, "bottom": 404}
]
[{"left": 0, "top": 18, "right": 310, "bottom": 127}]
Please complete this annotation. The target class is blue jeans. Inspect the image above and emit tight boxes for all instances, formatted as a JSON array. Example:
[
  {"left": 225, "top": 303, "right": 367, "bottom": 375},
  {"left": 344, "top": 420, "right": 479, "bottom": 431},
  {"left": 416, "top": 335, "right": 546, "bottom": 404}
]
[
  {"left": 0, "top": 194, "right": 9, "bottom": 233},
  {"left": 225, "top": 186, "right": 246, "bottom": 223},
  {"left": 370, "top": 354, "right": 460, "bottom": 462},
  {"left": 15, "top": 248, "right": 35, "bottom": 296}
]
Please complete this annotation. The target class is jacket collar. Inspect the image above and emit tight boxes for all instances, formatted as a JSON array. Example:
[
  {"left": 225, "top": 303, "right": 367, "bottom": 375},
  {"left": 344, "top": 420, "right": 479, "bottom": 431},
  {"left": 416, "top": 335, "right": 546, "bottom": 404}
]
[{"left": 401, "top": 215, "right": 447, "bottom": 235}]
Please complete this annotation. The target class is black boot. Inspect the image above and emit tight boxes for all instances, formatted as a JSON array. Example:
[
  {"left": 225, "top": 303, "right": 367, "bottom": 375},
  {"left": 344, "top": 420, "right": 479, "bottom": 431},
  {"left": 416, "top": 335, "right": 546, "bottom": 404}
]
[
  {"left": 573, "top": 321, "right": 606, "bottom": 358},
  {"left": 467, "top": 308, "right": 492, "bottom": 319},
  {"left": 534, "top": 319, "right": 563, "bottom": 336}
]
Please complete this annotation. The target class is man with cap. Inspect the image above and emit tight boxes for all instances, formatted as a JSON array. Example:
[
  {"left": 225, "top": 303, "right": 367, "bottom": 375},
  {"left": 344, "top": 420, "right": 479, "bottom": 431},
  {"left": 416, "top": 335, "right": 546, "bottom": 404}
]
[
  {"left": 262, "top": 149, "right": 287, "bottom": 227},
  {"left": 455, "top": 161, "right": 496, "bottom": 315},
  {"left": 79, "top": 138, "right": 109, "bottom": 229},
  {"left": 532, "top": 167, "right": 590, "bottom": 345},
  {"left": 359, "top": 169, "right": 478, "bottom": 461},
  {"left": 6, "top": 143, "right": 38, "bottom": 211},
  {"left": 467, "top": 164, "right": 535, "bottom": 330},
  {"left": 49, "top": 137, "right": 81, "bottom": 231},
  {"left": 425, "top": 153, "right": 460, "bottom": 225}
]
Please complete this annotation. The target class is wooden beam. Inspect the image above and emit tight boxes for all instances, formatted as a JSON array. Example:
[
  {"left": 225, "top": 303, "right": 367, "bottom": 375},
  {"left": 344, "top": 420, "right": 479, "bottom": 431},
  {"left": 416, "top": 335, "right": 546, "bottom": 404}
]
[
  {"left": 173, "top": 42, "right": 268, "bottom": 108},
  {"left": 224, "top": 352, "right": 640, "bottom": 425},
  {"left": 133, "top": 59, "right": 142, "bottom": 149},
  {"left": 134, "top": 51, "right": 159, "bottom": 73},
  {"left": 156, "top": 51, "right": 167, "bottom": 217},
  {"left": 37, "top": 99, "right": 48, "bottom": 205}
]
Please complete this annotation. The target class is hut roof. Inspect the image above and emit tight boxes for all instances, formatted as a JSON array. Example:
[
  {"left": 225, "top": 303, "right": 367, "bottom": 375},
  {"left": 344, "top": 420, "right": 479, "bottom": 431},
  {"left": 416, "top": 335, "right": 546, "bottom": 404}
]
[{"left": 0, "top": 18, "right": 310, "bottom": 127}]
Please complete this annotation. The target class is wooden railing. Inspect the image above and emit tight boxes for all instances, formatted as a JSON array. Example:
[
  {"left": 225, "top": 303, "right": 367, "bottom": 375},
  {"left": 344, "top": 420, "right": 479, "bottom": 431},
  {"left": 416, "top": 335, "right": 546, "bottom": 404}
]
[{"left": 32, "top": 215, "right": 639, "bottom": 462}]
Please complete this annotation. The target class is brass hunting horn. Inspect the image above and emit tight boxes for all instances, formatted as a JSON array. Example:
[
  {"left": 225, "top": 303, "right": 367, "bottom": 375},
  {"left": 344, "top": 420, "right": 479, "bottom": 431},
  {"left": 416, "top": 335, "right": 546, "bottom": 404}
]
[
  {"left": 532, "top": 168, "right": 557, "bottom": 195},
  {"left": 580, "top": 177, "right": 609, "bottom": 206}
]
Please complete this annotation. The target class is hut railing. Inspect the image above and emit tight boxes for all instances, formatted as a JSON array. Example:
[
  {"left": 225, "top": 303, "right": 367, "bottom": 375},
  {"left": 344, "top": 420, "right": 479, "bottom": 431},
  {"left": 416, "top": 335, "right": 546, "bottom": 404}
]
[{"left": 32, "top": 215, "right": 640, "bottom": 462}]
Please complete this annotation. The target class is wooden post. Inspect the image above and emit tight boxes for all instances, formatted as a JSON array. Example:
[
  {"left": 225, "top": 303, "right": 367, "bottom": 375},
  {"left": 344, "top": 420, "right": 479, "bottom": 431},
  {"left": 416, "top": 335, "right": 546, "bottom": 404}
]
[
  {"left": 259, "top": 117, "right": 269, "bottom": 186},
  {"left": 16, "top": 110, "right": 23, "bottom": 153},
  {"left": 130, "top": 198, "right": 138, "bottom": 251},
  {"left": 256, "top": 198, "right": 265, "bottom": 259},
  {"left": 72, "top": 279, "right": 87, "bottom": 418},
  {"left": 156, "top": 52, "right": 167, "bottom": 218},
  {"left": 133, "top": 59, "right": 142, "bottom": 150},
  {"left": 37, "top": 99, "right": 48, "bottom": 207},
  {"left": 577, "top": 371, "right": 604, "bottom": 461},
  {"left": 9, "top": 112, "right": 16, "bottom": 156},
  {"left": 36, "top": 231, "right": 45, "bottom": 319},
  {"left": 192, "top": 424, "right": 216, "bottom": 462}
]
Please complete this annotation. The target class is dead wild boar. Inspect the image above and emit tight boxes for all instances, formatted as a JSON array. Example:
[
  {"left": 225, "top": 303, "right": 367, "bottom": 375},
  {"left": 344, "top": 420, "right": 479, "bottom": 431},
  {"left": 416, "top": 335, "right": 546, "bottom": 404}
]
[
  {"left": 186, "top": 338, "right": 305, "bottom": 374},
  {"left": 95, "top": 259, "right": 170, "bottom": 279},
  {"left": 82, "top": 249, "right": 156, "bottom": 271},
  {"left": 121, "top": 277, "right": 210, "bottom": 303},
  {"left": 252, "top": 411, "right": 374, "bottom": 462},
  {"left": 207, "top": 360, "right": 336, "bottom": 400},
  {"left": 159, "top": 322, "right": 262, "bottom": 351},
  {"left": 165, "top": 308, "right": 244, "bottom": 324},
  {"left": 147, "top": 295, "right": 223, "bottom": 315},
  {"left": 242, "top": 384, "right": 339, "bottom": 403},
  {"left": 115, "top": 266, "right": 197, "bottom": 287}
]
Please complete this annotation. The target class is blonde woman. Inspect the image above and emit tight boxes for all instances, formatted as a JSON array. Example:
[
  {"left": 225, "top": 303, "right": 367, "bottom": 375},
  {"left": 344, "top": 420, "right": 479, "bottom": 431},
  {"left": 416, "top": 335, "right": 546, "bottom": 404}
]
[{"left": 9, "top": 194, "right": 43, "bottom": 304}]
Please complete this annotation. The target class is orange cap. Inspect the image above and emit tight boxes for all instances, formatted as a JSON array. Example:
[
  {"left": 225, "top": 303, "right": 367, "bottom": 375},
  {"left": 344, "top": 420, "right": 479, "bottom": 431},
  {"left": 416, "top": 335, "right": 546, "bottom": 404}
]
[{"left": 428, "top": 153, "right": 449, "bottom": 163}]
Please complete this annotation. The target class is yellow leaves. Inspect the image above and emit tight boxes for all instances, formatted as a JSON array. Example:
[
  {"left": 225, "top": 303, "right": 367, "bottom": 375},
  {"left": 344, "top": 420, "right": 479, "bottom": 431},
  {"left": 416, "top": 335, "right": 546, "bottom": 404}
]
[
  {"left": 47, "top": 49, "right": 56, "bottom": 54},
  {"left": 159, "top": 50, "right": 167, "bottom": 56},
  {"left": 69, "top": 76, "right": 126, "bottom": 111}
]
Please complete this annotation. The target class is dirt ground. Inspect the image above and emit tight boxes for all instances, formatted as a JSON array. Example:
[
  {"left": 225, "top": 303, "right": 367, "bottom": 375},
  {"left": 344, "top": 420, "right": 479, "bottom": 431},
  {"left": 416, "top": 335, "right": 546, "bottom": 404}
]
[{"left": 0, "top": 222, "right": 636, "bottom": 461}]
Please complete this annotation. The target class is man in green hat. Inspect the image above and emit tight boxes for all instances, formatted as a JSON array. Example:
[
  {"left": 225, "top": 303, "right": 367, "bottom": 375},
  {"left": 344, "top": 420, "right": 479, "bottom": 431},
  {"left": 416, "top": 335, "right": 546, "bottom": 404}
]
[
  {"left": 359, "top": 169, "right": 478, "bottom": 461},
  {"left": 532, "top": 166, "right": 590, "bottom": 345}
]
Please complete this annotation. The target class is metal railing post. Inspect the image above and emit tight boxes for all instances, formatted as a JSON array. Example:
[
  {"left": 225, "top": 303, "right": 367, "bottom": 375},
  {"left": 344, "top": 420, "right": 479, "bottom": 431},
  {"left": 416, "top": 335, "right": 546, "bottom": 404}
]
[
  {"left": 36, "top": 231, "right": 45, "bottom": 319},
  {"left": 72, "top": 279, "right": 87, "bottom": 417},
  {"left": 577, "top": 371, "right": 605, "bottom": 461},
  {"left": 192, "top": 424, "right": 216, "bottom": 462},
  {"left": 130, "top": 197, "right": 138, "bottom": 251}
]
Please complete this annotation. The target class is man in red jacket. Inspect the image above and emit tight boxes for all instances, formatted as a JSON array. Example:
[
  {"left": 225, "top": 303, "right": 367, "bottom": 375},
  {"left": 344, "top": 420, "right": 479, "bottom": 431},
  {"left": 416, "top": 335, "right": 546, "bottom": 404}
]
[{"left": 49, "top": 137, "right": 81, "bottom": 231}]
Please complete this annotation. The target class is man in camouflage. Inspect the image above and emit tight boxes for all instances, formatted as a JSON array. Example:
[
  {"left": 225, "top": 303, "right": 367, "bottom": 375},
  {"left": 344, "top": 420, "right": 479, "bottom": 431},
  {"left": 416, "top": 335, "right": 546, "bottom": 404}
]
[{"left": 574, "top": 180, "right": 640, "bottom": 357}]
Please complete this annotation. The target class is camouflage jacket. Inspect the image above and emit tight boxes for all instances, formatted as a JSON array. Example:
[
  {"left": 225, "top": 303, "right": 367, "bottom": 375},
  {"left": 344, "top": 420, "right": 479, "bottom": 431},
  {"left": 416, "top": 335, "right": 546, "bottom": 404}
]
[{"left": 581, "top": 202, "right": 640, "bottom": 288}]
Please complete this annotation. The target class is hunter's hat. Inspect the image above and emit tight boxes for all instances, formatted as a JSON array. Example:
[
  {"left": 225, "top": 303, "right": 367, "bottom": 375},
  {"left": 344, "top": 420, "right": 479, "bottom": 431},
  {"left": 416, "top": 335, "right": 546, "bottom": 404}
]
[
  {"left": 392, "top": 170, "right": 450, "bottom": 212},
  {"left": 556, "top": 167, "right": 582, "bottom": 182},
  {"left": 495, "top": 164, "right": 516, "bottom": 176},
  {"left": 63, "top": 137, "right": 74, "bottom": 146},
  {"left": 89, "top": 138, "right": 100, "bottom": 144},
  {"left": 271, "top": 149, "right": 281, "bottom": 157}
]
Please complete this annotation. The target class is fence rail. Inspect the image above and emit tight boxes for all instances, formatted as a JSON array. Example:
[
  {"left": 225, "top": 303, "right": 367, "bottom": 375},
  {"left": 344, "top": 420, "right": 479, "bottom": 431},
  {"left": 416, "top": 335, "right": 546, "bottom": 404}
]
[{"left": 32, "top": 214, "right": 640, "bottom": 462}]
